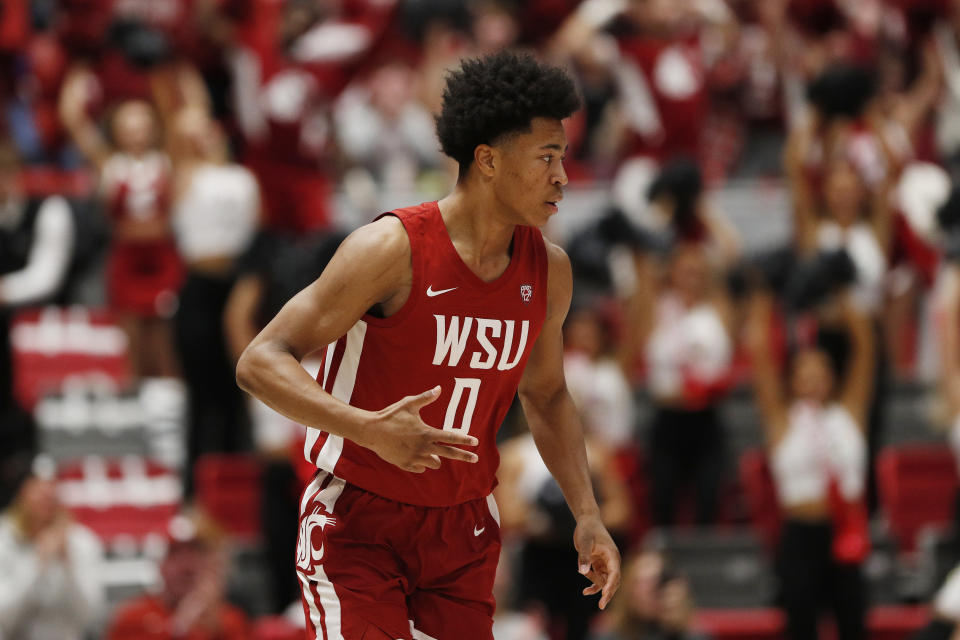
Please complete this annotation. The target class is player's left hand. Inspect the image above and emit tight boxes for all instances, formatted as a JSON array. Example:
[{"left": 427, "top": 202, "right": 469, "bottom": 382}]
[{"left": 573, "top": 513, "right": 621, "bottom": 610}]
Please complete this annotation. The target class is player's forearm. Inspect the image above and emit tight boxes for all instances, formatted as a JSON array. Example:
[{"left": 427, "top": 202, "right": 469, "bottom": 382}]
[
  {"left": 520, "top": 387, "right": 601, "bottom": 520},
  {"left": 236, "top": 341, "right": 375, "bottom": 446}
]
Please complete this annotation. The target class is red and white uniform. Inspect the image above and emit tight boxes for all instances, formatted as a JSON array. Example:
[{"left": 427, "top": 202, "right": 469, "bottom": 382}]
[
  {"left": 102, "top": 152, "right": 183, "bottom": 316},
  {"left": 232, "top": 0, "right": 396, "bottom": 232},
  {"left": 296, "top": 201, "right": 548, "bottom": 639},
  {"left": 615, "top": 33, "right": 708, "bottom": 163}
]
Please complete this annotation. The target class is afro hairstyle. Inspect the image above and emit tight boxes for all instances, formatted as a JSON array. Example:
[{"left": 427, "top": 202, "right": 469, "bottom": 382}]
[{"left": 435, "top": 50, "right": 581, "bottom": 174}]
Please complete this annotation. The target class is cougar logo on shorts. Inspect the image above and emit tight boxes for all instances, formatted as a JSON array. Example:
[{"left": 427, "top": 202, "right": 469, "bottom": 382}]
[{"left": 296, "top": 505, "right": 337, "bottom": 572}]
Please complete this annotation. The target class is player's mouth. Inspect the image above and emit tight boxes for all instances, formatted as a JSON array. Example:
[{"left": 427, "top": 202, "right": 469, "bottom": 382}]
[{"left": 545, "top": 197, "right": 562, "bottom": 213}]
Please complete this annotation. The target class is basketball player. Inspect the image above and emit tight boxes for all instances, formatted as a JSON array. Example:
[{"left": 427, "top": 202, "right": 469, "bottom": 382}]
[{"left": 236, "top": 51, "right": 621, "bottom": 640}]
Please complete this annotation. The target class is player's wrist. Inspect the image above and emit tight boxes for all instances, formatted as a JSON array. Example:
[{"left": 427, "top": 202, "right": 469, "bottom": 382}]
[
  {"left": 573, "top": 506, "right": 603, "bottom": 523},
  {"left": 348, "top": 408, "right": 381, "bottom": 450}
]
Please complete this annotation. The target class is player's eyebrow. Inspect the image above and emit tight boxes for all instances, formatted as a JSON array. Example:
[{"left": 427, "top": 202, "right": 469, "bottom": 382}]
[{"left": 539, "top": 144, "right": 568, "bottom": 152}]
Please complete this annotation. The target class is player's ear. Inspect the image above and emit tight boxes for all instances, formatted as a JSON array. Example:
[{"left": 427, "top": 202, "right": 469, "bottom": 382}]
[{"left": 474, "top": 144, "right": 496, "bottom": 178}]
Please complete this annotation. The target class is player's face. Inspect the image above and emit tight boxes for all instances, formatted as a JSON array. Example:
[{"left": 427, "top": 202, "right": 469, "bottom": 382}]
[{"left": 493, "top": 117, "right": 568, "bottom": 228}]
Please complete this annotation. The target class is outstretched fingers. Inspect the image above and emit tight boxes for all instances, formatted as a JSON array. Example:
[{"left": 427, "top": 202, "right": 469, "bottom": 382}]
[
  {"left": 429, "top": 443, "right": 479, "bottom": 463},
  {"left": 403, "top": 386, "right": 442, "bottom": 410}
]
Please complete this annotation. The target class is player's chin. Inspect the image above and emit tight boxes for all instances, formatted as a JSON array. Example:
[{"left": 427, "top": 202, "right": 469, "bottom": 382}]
[{"left": 531, "top": 200, "right": 559, "bottom": 225}]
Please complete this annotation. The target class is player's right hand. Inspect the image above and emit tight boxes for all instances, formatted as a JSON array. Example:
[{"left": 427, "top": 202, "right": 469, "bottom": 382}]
[{"left": 366, "top": 386, "right": 479, "bottom": 473}]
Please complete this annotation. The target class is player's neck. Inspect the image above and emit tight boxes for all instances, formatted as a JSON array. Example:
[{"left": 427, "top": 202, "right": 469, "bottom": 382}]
[{"left": 437, "top": 188, "right": 516, "bottom": 262}]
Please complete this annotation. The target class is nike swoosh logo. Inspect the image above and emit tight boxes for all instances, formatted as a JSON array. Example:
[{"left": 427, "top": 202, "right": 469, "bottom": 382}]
[
  {"left": 427, "top": 286, "right": 457, "bottom": 297},
  {"left": 473, "top": 526, "right": 485, "bottom": 536}
]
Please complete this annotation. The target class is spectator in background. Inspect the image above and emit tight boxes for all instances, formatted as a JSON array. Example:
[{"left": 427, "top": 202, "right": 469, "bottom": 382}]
[
  {"left": 785, "top": 73, "right": 899, "bottom": 510},
  {"left": 726, "top": 0, "right": 791, "bottom": 178},
  {"left": 223, "top": 228, "right": 345, "bottom": 615},
  {"left": 563, "top": 302, "right": 636, "bottom": 452},
  {"left": 911, "top": 561, "right": 960, "bottom": 640},
  {"left": 934, "top": 0, "right": 960, "bottom": 175},
  {"left": 0, "top": 140, "right": 76, "bottom": 406},
  {"left": 400, "top": 0, "right": 475, "bottom": 117},
  {"left": 230, "top": 0, "right": 396, "bottom": 233},
  {"left": 624, "top": 242, "right": 734, "bottom": 528},
  {"left": 550, "top": 0, "right": 738, "bottom": 182},
  {"left": 933, "top": 186, "right": 960, "bottom": 524},
  {"left": 566, "top": 159, "right": 739, "bottom": 301},
  {"left": 639, "top": 158, "right": 740, "bottom": 268},
  {"left": 744, "top": 287, "right": 873, "bottom": 640},
  {"left": 334, "top": 58, "right": 445, "bottom": 213},
  {"left": 0, "top": 456, "right": 105, "bottom": 640},
  {"left": 107, "top": 513, "right": 252, "bottom": 640},
  {"left": 0, "top": 139, "right": 80, "bottom": 493},
  {"left": 497, "top": 423, "right": 632, "bottom": 640},
  {"left": 591, "top": 550, "right": 708, "bottom": 640},
  {"left": 59, "top": 83, "right": 183, "bottom": 379},
  {"left": 160, "top": 100, "right": 261, "bottom": 497}
]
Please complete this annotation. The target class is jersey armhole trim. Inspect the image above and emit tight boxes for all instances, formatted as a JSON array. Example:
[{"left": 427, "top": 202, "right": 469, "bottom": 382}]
[{"left": 361, "top": 212, "right": 421, "bottom": 328}]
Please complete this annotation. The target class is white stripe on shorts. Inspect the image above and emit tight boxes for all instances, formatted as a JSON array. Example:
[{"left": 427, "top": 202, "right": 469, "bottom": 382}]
[
  {"left": 486, "top": 493, "right": 500, "bottom": 527},
  {"left": 299, "top": 470, "right": 328, "bottom": 515},
  {"left": 299, "top": 474, "right": 347, "bottom": 640}
]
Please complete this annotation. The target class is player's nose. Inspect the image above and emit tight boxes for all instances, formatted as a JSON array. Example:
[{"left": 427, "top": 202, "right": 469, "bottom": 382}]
[{"left": 551, "top": 160, "right": 568, "bottom": 186}]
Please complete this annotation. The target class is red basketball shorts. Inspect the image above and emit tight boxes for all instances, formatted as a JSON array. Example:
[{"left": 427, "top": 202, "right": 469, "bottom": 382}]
[{"left": 295, "top": 470, "right": 502, "bottom": 640}]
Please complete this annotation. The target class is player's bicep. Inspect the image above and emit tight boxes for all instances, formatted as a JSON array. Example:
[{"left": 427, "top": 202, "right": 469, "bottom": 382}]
[{"left": 252, "top": 218, "right": 409, "bottom": 360}]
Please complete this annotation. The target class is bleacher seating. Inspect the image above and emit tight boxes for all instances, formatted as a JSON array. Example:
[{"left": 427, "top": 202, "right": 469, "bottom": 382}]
[
  {"left": 917, "top": 526, "right": 960, "bottom": 600},
  {"left": 254, "top": 616, "right": 306, "bottom": 640},
  {"left": 884, "top": 382, "right": 942, "bottom": 446},
  {"left": 644, "top": 527, "right": 775, "bottom": 609},
  {"left": 876, "top": 446, "right": 957, "bottom": 552},
  {"left": 738, "top": 448, "right": 781, "bottom": 554},
  {"left": 38, "top": 377, "right": 187, "bottom": 469},
  {"left": 195, "top": 453, "right": 264, "bottom": 543},
  {"left": 11, "top": 306, "right": 129, "bottom": 411},
  {"left": 57, "top": 456, "right": 182, "bottom": 605},
  {"left": 693, "top": 605, "right": 930, "bottom": 640}
]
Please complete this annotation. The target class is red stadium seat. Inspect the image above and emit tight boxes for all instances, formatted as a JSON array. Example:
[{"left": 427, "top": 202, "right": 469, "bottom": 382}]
[
  {"left": 57, "top": 456, "right": 180, "bottom": 543},
  {"left": 693, "top": 605, "right": 929, "bottom": 640},
  {"left": 254, "top": 616, "right": 306, "bottom": 640},
  {"left": 738, "top": 449, "right": 782, "bottom": 553},
  {"left": 194, "top": 454, "right": 263, "bottom": 542},
  {"left": 612, "top": 444, "right": 651, "bottom": 546},
  {"left": 868, "top": 605, "right": 931, "bottom": 640},
  {"left": 693, "top": 608, "right": 783, "bottom": 640},
  {"left": 876, "top": 446, "right": 957, "bottom": 552},
  {"left": 11, "top": 307, "right": 130, "bottom": 410}
]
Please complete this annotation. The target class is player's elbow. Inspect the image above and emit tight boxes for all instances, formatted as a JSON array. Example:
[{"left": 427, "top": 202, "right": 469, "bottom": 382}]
[
  {"left": 235, "top": 343, "right": 262, "bottom": 396},
  {"left": 518, "top": 382, "right": 567, "bottom": 417}
]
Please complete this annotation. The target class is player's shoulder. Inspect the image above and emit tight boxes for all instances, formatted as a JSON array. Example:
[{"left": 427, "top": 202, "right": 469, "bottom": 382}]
[
  {"left": 540, "top": 236, "right": 572, "bottom": 315},
  {"left": 339, "top": 214, "right": 410, "bottom": 264},
  {"left": 339, "top": 201, "right": 439, "bottom": 260},
  {"left": 542, "top": 237, "right": 571, "bottom": 280}
]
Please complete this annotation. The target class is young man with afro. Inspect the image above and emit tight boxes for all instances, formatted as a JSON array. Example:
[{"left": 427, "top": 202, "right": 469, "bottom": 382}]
[{"left": 237, "top": 51, "right": 621, "bottom": 640}]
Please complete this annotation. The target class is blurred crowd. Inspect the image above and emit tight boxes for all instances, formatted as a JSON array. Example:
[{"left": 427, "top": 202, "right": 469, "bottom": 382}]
[{"left": 9, "top": 0, "right": 960, "bottom": 639}]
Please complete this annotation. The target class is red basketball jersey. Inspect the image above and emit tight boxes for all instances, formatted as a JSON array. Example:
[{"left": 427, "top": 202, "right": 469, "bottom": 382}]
[{"left": 304, "top": 201, "right": 548, "bottom": 506}]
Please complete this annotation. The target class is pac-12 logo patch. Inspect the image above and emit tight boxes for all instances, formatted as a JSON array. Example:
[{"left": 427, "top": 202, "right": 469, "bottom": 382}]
[{"left": 520, "top": 284, "right": 533, "bottom": 303}]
